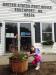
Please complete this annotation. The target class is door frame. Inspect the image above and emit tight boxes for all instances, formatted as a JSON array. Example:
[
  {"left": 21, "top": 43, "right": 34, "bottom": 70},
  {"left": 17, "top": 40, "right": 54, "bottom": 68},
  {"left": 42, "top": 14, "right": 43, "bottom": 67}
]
[
  {"left": 5, "top": 21, "right": 19, "bottom": 52},
  {"left": 4, "top": 21, "right": 34, "bottom": 53},
  {"left": 19, "top": 22, "right": 32, "bottom": 51}
]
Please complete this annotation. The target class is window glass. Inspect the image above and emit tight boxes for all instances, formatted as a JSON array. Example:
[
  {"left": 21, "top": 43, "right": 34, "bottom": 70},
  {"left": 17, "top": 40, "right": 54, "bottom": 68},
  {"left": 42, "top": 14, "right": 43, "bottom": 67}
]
[
  {"left": 5, "top": 23, "right": 18, "bottom": 52},
  {"left": 42, "top": 33, "right": 52, "bottom": 41},
  {"left": 42, "top": 23, "right": 52, "bottom": 32},
  {"left": 42, "top": 23, "right": 52, "bottom": 41},
  {"left": 20, "top": 23, "right": 31, "bottom": 51}
]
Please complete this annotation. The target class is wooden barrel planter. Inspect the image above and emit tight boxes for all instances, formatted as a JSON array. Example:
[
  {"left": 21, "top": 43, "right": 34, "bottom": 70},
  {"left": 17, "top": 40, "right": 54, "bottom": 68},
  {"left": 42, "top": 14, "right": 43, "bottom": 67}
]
[{"left": 9, "top": 58, "right": 28, "bottom": 73}]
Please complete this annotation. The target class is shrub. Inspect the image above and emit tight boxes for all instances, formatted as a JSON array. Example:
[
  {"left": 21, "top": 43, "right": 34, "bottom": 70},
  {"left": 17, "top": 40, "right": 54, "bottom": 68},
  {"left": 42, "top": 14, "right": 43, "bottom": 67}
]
[
  {"left": 42, "top": 40, "right": 54, "bottom": 45},
  {"left": 9, "top": 53, "right": 28, "bottom": 62}
]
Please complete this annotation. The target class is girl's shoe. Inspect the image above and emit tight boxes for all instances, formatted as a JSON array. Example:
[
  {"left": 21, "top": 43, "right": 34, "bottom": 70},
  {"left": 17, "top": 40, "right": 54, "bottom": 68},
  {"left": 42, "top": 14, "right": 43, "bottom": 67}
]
[{"left": 35, "top": 66, "right": 40, "bottom": 70}]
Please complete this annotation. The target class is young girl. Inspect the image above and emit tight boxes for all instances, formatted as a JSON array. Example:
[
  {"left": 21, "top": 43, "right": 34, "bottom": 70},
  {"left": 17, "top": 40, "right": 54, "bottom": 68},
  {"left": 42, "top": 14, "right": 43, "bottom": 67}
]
[{"left": 27, "top": 46, "right": 42, "bottom": 70}]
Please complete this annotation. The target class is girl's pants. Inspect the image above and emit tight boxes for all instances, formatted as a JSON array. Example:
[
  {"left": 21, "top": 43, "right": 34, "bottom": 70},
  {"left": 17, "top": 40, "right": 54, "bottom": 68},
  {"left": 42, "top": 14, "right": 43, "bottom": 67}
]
[{"left": 32, "top": 55, "right": 41, "bottom": 65}]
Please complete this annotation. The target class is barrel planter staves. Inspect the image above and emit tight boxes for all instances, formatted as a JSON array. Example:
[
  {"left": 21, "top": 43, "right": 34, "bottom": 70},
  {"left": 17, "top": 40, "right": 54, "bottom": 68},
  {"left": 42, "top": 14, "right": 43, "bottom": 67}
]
[{"left": 9, "top": 53, "right": 28, "bottom": 73}]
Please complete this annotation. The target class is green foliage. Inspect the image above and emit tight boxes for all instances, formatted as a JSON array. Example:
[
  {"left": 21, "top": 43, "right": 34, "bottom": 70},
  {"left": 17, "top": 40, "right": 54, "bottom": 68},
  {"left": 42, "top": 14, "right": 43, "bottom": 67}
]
[
  {"left": 42, "top": 40, "right": 54, "bottom": 45},
  {"left": 18, "top": 53, "right": 28, "bottom": 61},
  {"left": 9, "top": 53, "right": 28, "bottom": 61}
]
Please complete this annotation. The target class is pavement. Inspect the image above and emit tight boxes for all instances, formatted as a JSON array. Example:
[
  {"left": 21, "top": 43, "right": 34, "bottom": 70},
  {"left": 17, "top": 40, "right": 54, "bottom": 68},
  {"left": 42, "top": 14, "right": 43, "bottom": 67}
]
[
  {"left": 0, "top": 62, "right": 56, "bottom": 75},
  {"left": 0, "top": 53, "right": 56, "bottom": 75}
]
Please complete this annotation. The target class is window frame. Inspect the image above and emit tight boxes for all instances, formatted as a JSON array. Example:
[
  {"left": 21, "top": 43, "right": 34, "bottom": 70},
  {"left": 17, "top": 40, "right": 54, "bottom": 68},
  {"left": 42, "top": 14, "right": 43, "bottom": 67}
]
[{"left": 40, "top": 22, "right": 54, "bottom": 43}]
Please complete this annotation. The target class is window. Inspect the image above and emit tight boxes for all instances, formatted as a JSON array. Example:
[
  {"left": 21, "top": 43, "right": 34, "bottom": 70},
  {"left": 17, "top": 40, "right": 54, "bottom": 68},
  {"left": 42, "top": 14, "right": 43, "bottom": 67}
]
[
  {"left": 35, "top": 22, "right": 54, "bottom": 43},
  {"left": 0, "top": 23, "right": 2, "bottom": 43},
  {"left": 41, "top": 23, "right": 52, "bottom": 42}
]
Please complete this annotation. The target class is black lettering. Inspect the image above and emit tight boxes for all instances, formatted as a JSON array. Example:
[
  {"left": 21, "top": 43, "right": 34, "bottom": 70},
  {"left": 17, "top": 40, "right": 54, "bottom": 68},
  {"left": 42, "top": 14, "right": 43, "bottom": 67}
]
[
  {"left": 24, "top": 13, "right": 35, "bottom": 17},
  {"left": 38, "top": 10, "right": 42, "bottom": 13}
]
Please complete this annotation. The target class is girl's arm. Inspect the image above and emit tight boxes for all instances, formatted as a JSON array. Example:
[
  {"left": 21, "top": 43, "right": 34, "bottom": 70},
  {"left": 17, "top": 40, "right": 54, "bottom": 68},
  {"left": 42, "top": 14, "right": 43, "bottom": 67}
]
[{"left": 26, "top": 52, "right": 35, "bottom": 57}]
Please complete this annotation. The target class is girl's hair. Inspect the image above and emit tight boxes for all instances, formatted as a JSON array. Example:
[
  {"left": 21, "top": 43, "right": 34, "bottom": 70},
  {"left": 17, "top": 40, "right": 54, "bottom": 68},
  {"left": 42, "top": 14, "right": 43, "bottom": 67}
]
[{"left": 30, "top": 46, "right": 35, "bottom": 54}]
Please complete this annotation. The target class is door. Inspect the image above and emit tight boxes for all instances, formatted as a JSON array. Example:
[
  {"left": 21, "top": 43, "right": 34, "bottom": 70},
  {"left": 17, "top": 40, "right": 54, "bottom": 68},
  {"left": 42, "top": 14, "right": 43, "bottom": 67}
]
[
  {"left": 20, "top": 23, "right": 32, "bottom": 52},
  {"left": 5, "top": 22, "right": 18, "bottom": 52}
]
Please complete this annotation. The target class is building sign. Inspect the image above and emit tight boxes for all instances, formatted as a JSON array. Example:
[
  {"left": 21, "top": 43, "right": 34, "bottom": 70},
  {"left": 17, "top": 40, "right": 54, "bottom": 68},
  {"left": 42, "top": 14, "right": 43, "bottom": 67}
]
[
  {"left": 2, "top": 3, "right": 52, "bottom": 17},
  {"left": 21, "top": 32, "right": 31, "bottom": 36},
  {"left": 50, "top": 0, "right": 56, "bottom": 4}
]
